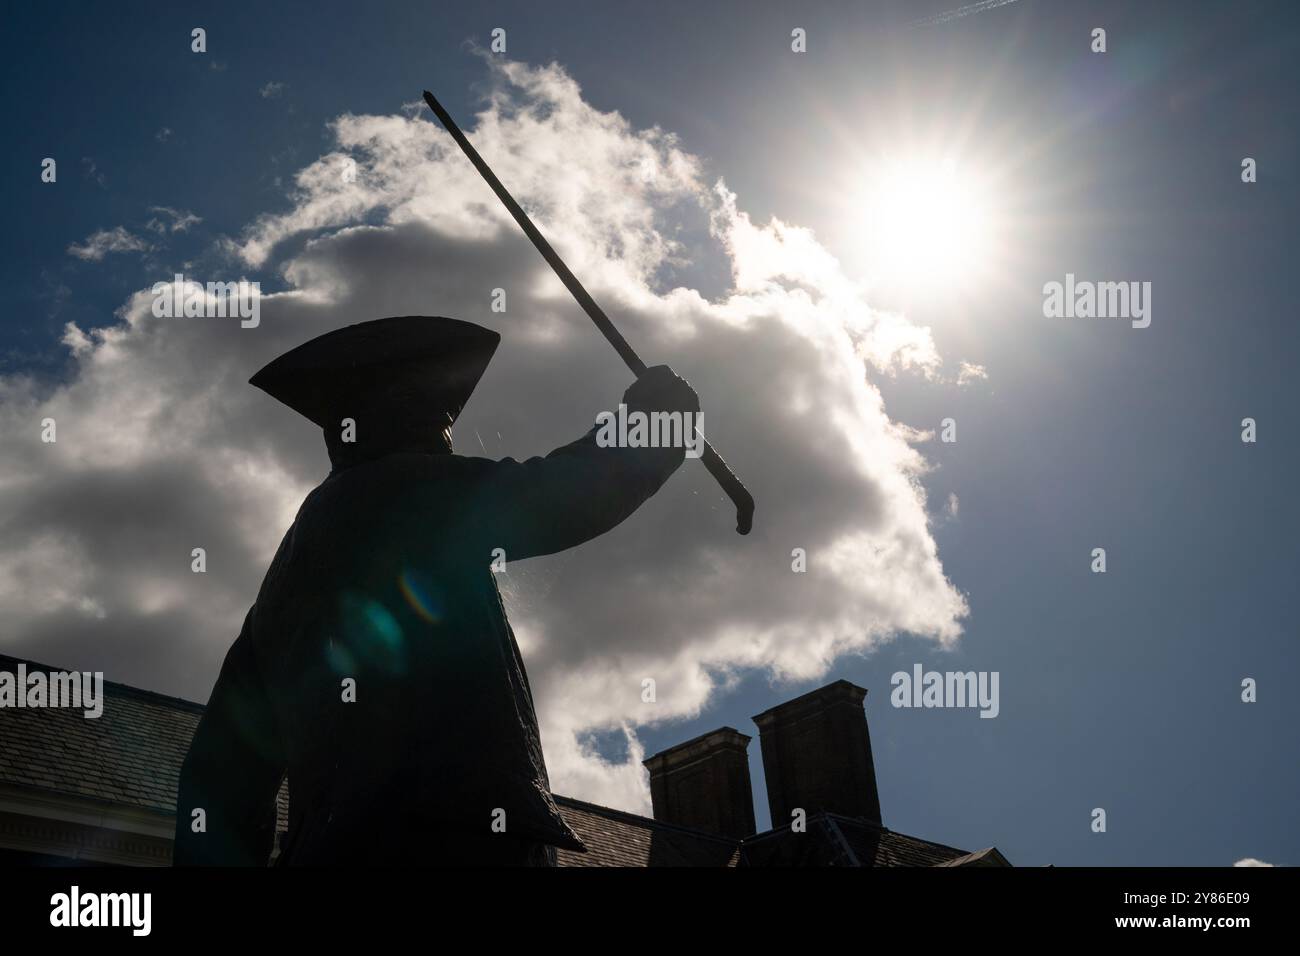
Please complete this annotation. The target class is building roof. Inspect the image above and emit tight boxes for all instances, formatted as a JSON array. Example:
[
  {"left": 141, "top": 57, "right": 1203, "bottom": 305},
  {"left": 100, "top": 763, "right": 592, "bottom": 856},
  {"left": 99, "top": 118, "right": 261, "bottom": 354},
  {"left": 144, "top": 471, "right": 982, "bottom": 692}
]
[
  {"left": 0, "top": 653, "right": 1001, "bottom": 867},
  {"left": 735, "top": 811, "right": 977, "bottom": 867},
  {"left": 555, "top": 796, "right": 742, "bottom": 867},
  {"left": 0, "top": 654, "right": 202, "bottom": 815}
]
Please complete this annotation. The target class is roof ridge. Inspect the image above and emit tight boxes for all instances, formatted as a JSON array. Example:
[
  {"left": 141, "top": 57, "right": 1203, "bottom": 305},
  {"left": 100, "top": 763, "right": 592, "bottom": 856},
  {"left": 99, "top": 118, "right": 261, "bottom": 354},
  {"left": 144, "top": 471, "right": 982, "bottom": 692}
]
[
  {"left": 552, "top": 794, "right": 742, "bottom": 847},
  {"left": 0, "top": 653, "right": 206, "bottom": 715},
  {"left": 821, "top": 815, "right": 863, "bottom": 866},
  {"left": 825, "top": 811, "right": 971, "bottom": 855}
]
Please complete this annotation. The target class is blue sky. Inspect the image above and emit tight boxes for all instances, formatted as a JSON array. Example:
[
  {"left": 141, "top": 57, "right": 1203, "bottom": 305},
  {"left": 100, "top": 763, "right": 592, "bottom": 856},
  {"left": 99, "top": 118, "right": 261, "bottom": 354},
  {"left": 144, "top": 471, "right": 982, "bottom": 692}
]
[{"left": 3, "top": 0, "right": 1297, "bottom": 867}]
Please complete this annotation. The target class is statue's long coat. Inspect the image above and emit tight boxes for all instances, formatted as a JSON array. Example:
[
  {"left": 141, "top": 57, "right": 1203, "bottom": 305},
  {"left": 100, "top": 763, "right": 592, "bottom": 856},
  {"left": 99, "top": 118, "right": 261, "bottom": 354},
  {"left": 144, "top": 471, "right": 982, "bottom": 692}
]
[{"left": 173, "top": 429, "right": 684, "bottom": 865}]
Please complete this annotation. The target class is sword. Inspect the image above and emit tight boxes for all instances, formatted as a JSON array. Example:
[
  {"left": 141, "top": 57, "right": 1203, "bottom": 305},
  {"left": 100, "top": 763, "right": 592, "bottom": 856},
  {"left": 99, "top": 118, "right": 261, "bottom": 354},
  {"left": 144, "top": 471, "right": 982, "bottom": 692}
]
[{"left": 423, "top": 90, "right": 755, "bottom": 535}]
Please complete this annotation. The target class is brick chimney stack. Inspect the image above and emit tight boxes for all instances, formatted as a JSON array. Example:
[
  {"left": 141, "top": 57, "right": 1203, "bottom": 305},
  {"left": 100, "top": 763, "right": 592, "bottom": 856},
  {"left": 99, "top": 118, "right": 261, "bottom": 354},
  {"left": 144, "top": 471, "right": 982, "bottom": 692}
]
[
  {"left": 752, "top": 679, "right": 882, "bottom": 826},
  {"left": 642, "top": 727, "right": 757, "bottom": 839}
]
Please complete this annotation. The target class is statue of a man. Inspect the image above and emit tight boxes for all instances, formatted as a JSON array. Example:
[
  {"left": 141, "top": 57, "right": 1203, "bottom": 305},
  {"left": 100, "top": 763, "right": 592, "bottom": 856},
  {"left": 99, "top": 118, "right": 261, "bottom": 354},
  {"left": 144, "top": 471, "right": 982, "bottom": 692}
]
[{"left": 174, "top": 315, "right": 699, "bottom": 866}]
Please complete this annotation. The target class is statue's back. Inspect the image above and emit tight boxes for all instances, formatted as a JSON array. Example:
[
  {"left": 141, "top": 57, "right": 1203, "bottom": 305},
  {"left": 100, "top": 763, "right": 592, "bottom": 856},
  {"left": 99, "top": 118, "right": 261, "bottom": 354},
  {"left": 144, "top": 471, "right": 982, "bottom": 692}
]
[{"left": 250, "top": 452, "right": 580, "bottom": 865}]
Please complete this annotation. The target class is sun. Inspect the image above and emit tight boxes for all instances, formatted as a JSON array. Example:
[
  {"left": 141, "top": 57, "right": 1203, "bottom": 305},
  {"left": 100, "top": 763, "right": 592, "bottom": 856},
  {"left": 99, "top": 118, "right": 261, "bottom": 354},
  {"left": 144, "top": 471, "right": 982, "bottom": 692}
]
[{"left": 857, "top": 156, "right": 997, "bottom": 297}]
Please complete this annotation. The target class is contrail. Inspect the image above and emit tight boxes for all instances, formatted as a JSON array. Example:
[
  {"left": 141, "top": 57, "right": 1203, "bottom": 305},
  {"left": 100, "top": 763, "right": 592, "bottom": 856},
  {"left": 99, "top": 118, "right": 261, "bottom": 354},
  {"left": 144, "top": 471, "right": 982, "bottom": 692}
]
[{"left": 909, "top": 0, "right": 1024, "bottom": 28}]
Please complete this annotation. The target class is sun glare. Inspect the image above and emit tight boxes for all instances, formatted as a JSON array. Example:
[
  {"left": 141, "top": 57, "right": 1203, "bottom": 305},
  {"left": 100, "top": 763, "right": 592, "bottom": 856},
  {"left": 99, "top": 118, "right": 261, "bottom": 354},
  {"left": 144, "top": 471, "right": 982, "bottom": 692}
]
[{"left": 858, "top": 157, "right": 996, "bottom": 296}]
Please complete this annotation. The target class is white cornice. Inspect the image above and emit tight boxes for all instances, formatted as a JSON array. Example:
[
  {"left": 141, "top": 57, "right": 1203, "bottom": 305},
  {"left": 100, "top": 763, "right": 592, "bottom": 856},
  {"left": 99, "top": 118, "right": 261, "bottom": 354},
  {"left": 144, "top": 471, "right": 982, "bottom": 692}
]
[{"left": 0, "top": 783, "right": 175, "bottom": 865}]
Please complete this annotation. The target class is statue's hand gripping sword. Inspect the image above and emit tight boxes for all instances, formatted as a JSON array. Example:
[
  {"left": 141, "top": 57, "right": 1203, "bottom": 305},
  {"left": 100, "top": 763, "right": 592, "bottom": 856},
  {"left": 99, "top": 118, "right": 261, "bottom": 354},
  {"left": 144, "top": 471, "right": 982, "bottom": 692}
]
[{"left": 423, "top": 91, "right": 754, "bottom": 535}]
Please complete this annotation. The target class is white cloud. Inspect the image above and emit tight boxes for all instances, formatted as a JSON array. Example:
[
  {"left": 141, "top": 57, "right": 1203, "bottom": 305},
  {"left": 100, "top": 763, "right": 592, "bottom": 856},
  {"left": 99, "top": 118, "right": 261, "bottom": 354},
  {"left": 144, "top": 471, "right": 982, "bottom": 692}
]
[
  {"left": 957, "top": 360, "right": 987, "bottom": 385},
  {"left": 3, "top": 58, "right": 970, "bottom": 813},
  {"left": 259, "top": 81, "right": 285, "bottom": 99},
  {"left": 1233, "top": 857, "right": 1275, "bottom": 867},
  {"left": 66, "top": 226, "right": 150, "bottom": 261},
  {"left": 81, "top": 157, "right": 106, "bottom": 187},
  {"left": 145, "top": 206, "right": 202, "bottom": 234}
]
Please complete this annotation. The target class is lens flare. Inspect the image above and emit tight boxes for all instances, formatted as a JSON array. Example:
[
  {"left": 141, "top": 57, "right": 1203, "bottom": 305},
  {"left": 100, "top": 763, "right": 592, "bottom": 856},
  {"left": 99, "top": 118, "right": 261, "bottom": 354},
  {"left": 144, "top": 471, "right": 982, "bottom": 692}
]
[
  {"left": 398, "top": 569, "right": 444, "bottom": 624},
  {"left": 338, "top": 591, "right": 406, "bottom": 674}
]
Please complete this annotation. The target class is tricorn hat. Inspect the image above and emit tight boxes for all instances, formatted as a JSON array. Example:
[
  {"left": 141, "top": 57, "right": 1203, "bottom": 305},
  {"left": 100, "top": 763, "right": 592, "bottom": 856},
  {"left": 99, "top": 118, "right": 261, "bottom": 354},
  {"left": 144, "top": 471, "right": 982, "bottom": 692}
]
[{"left": 249, "top": 316, "right": 500, "bottom": 429}]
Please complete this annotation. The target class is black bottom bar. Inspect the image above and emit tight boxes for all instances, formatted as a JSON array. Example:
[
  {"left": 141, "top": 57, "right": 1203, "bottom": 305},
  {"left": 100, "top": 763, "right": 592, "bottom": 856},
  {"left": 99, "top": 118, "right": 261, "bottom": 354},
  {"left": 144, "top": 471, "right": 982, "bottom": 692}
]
[{"left": 0, "top": 865, "right": 1290, "bottom": 941}]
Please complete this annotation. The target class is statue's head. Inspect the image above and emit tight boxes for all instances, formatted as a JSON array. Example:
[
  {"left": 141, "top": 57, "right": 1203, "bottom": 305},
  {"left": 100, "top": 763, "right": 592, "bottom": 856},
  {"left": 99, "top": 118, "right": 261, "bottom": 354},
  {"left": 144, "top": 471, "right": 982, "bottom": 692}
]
[{"left": 249, "top": 316, "right": 500, "bottom": 470}]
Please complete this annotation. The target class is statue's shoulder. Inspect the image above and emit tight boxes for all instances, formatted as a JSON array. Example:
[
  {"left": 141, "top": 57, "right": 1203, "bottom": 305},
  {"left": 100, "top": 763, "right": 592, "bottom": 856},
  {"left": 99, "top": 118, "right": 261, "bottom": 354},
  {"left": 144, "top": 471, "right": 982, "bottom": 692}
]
[{"left": 320, "top": 453, "right": 501, "bottom": 491}]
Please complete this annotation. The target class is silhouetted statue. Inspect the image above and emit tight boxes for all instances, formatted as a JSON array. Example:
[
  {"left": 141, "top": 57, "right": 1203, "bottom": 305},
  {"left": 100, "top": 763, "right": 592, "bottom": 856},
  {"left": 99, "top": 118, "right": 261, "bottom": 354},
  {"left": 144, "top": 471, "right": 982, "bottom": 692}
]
[{"left": 174, "top": 315, "right": 699, "bottom": 866}]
